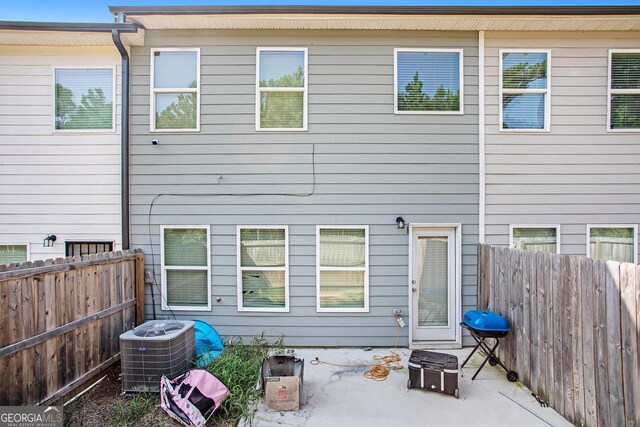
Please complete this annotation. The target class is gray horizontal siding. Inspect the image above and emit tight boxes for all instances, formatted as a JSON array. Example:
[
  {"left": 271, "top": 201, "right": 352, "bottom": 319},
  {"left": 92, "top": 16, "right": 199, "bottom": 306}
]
[
  {"left": 130, "top": 29, "right": 479, "bottom": 347},
  {"left": 484, "top": 32, "right": 640, "bottom": 261}
]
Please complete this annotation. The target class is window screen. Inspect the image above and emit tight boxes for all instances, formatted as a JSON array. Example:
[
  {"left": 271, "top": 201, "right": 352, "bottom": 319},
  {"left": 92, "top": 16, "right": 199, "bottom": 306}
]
[
  {"left": 54, "top": 68, "right": 113, "bottom": 130},
  {"left": 152, "top": 50, "right": 199, "bottom": 131},
  {"left": 589, "top": 227, "right": 635, "bottom": 264},
  {"left": 512, "top": 227, "right": 557, "bottom": 254},
  {"left": 162, "top": 227, "right": 210, "bottom": 309},
  {"left": 257, "top": 49, "right": 307, "bottom": 130},
  {"left": 610, "top": 52, "right": 640, "bottom": 130},
  {"left": 238, "top": 228, "right": 288, "bottom": 310},
  {"left": 396, "top": 50, "right": 462, "bottom": 113},
  {"left": 0, "top": 244, "right": 28, "bottom": 265},
  {"left": 318, "top": 228, "right": 368, "bottom": 311},
  {"left": 501, "top": 52, "right": 549, "bottom": 130}
]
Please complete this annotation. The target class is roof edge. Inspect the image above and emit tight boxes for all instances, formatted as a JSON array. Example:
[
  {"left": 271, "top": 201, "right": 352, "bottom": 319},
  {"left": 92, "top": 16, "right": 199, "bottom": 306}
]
[
  {"left": 0, "top": 21, "right": 141, "bottom": 33},
  {"left": 107, "top": 5, "right": 640, "bottom": 16}
]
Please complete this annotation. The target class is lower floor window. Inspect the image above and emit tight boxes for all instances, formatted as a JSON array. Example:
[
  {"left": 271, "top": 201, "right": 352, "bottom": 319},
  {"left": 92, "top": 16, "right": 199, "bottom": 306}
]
[
  {"left": 0, "top": 244, "right": 28, "bottom": 265},
  {"left": 317, "top": 226, "right": 369, "bottom": 312},
  {"left": 237, "top": 227, "right": 289, "bottom": 311},
  {"left": 161, "top": 226, "right": 211, "bottom": 311},
  {"left": 65, "top": 241, "right": 113, "bottom": 257},
  {"left": 588, "top": 226, "right": 637, "bottom": 264},
  {"left": 511, "top": 226, "right": 558, "bottom": 254}
]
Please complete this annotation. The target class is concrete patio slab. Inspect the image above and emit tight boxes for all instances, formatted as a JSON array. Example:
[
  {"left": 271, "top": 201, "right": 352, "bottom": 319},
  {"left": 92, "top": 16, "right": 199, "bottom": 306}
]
[{"left": 245, "top": 347, "right": 572, "bottom": 427}]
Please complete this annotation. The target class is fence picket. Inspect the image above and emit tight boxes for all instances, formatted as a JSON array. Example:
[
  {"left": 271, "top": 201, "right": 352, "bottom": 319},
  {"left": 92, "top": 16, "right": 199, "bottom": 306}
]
[
  {"left": 537, "top": 252, "right": 548, "bottom": 399},
  {"left": 605, "top": 262, "right": 625, "bottom": 427},
  {"left": 581, "top": 258, "right": 596, "bottom": 427},
  {"left": 552, "top": 253, "right": 563, "bottom": 413},
  {"left": 521, "top": 250, "right": 532, "bottom": 388},
  {"left": 620, "top": 263, "right": 638, "bottom": 427},
  {"left": 572, "top": 257, "right": 585, "bottom": 427}
]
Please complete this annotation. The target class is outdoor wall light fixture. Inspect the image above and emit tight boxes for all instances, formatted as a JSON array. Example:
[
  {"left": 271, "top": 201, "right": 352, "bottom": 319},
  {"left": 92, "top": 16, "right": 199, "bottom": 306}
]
[
  {"left": 396, "top": 217, "right": 406, "bottom": 230},
  {"left": 43, "top": 234, "right": 57, "bottom": 247}
]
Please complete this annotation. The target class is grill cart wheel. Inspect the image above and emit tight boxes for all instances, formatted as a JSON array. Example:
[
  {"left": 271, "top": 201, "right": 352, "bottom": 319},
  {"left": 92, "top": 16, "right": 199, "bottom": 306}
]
[
  {"left": 488, "top": 356, "right": 498, "bottom": 366},
  {"left": 506, "top": 371, "right": 518, "bottom": 382},
  {"left": 407, "top": 379, "right": 412, "bottom": 389},
  {"left": 454, "top": 388, "right": 459, "bottom": 399}
]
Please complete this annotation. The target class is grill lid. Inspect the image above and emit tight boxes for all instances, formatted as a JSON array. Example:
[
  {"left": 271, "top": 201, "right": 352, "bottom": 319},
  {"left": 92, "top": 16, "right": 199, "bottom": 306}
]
[
  {"left": 462, "top": 310, "right": 510, "bottom": 332},
  {"left": 133, "top": 321, "right": 186, "bottom": 337}
]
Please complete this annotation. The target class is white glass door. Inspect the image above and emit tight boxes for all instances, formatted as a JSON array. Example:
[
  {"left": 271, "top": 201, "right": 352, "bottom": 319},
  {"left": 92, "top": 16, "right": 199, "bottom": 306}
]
[{"left": 411, "top": 227, "right": 458, "bottom": 343}]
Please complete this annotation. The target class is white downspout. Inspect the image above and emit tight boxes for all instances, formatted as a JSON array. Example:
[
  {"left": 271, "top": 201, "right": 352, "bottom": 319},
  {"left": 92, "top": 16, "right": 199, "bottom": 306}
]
[{"left": 478, "top": 30, "right": 486, "bottom": 244}]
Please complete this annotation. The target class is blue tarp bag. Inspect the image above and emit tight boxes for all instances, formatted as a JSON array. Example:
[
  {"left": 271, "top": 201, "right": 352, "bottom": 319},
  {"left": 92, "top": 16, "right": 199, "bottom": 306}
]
[{"left": 193, "top": 320, "right": 224, "bottom": 367}]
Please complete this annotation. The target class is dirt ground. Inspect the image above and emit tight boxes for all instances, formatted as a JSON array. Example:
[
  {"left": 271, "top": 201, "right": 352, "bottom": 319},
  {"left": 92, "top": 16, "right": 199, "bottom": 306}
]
[{"left": 63, "top": 365, "right": 171, "bottom": 427}]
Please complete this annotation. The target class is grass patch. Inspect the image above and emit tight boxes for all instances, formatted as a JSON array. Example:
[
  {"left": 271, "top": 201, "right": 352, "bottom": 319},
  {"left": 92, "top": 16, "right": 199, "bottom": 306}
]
[
  {"left": 205, "top": 336, "right": 284, "bottom": 424},
  {"left": 112, "top": 393, "right": 157, "bottom": 426}
]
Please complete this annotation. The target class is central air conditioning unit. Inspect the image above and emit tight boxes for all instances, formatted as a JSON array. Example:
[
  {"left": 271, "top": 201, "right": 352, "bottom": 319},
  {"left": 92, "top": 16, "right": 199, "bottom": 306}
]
[{"left": 120, "top": 320, "right": 196, "bottom": 392}]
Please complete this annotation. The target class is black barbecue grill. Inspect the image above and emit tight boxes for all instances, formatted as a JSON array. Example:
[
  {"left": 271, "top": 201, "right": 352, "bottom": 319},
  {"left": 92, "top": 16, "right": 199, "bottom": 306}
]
[{"left": 460, "top": 310, "right": 518, "bottom": 382}]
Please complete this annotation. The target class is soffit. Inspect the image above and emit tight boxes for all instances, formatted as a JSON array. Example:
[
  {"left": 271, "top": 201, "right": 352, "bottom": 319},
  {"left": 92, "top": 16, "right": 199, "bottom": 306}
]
[{"left": 124, "top": 14, "right": 640, "bottom": 32}]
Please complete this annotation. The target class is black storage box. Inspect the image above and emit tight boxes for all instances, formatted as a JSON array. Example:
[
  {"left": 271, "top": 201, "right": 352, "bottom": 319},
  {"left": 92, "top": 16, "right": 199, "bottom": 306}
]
[{"left": 407, "top": 350, "right": 459, "bottom": 398}]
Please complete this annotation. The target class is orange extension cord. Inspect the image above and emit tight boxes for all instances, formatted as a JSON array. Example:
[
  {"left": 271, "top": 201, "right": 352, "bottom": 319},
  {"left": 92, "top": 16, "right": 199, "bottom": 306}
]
[{"left": 310, "top": 321, "right": 403, "bottom": 381}]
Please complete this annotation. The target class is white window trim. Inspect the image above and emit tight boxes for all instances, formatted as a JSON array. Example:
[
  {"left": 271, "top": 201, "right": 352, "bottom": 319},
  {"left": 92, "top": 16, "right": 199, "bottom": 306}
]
[
  {"left": 509, "top": 224, "right": 561, "bottom": 254},
  {"left": 236, "top": 225, "right": 289, "bottom": 313},
  {"left": 499, "top": 49, "right": 551, "bottom": 132},
  {"left": 160, "top": 225, "right": 211, "bottom": 311},
  {"left": 255, "top": 47, "right": 308, "bottom": 132},
  {"left": 586, "top": 224, "right": 638, "bottom": 264},
  {"left": 607, "top": 49, "right": 640, "bottom": 133},
  {"left": 150, "top": 48, "right": 201, "bottom": 133},
  {"left": 393, "top": 48, "right": 464, "bottom": 115},
  {"left": 0, "top": 242, "right": 31, "bottom": 263},
  {"left": 52, "top": 66, "right": 117, "bottom": 134},
  {"left": 316, "top": 225, "right": 369, "bottom": 313}
]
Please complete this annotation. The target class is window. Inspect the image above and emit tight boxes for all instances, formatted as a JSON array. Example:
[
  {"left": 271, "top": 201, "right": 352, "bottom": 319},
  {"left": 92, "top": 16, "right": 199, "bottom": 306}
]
[
  {"left": 237, "top": 226, "right": 289, "bottom": 312},
  {"left": 316, "top": 226, "right": 369, "bottom": 312},
  {"left": 510, "top": 226, "right": 559, "bottom": 254},
  {"left": 587, "top": 225, "right": 637, "bottom": 264},
  {"left": 0, "top": 244, "right": 29, "bottom": 265},
  {"left": 256, "top": 48, "right": 308, "bottom": 131},
  {"left": 608, "top": 51, "right": 640, "bottom": 131},
  {"left": 151, "top": 49, "right": 200, "bottom": 132},
  {"left": 65, "top": 241, "right": 114, "bottom": 257},
  {"left": 500, "top": 50, "right": 550, "bottom": 131},
  {"left": 54, "top": 68, "right": 115, "bottom": 131},
  {"left": 394, "top": 48, "right": 463, "bottom": 114},
  {"left": 161, "top": 226, "right": 210, "bottom": 311}
]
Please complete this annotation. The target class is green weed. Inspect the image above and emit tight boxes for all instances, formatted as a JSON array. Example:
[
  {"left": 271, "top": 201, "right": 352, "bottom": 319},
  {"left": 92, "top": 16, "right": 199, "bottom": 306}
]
[
  {"left": 205, "top": 336, "right": 284, "bottom": 424},
  {"left": 112, "top": 393, "right": 157, "bottom": 427}
]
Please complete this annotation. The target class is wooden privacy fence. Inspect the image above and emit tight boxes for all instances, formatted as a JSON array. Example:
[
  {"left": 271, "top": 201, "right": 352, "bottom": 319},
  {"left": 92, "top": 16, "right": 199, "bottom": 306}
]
[
  {"left": 477, "top": 244, "right": 639, "bottom": 427},
  {"left": 0, "top": 249, "right": 144, "bottom": 405}
]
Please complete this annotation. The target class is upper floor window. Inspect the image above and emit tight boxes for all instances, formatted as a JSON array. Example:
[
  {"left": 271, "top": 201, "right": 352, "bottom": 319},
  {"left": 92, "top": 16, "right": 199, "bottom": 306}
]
[
  {"left": 54, "top": 68, "right": 114, "bottom": 131},
  {"left": 587, "top": 225, "right": 637, "bottom": 264},
  {"left": 500, "top": 50, "right": 550, "bottom": 131},
  {"left": 0, "top": 244, "right": 29, "bottom": 265},
  {"left": 609, "top": 51, "right": 640, "bottom": 131},
  {"left": 237, "top": 226, "right": 289, "bottom": 312},
  {"left": 510, "top": 225, "right": 559, "bottom": 254},
  {"left": 151, "top": 49, "right": 200, "bottom": 132},
  {"left": 256, "top": 48, "right": 308, "bottom": 131},
  {"left": 394, "top": 48, "right": 463, "bottom": 114}
]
